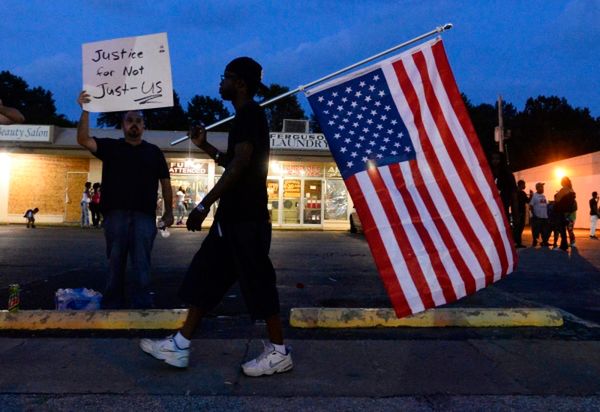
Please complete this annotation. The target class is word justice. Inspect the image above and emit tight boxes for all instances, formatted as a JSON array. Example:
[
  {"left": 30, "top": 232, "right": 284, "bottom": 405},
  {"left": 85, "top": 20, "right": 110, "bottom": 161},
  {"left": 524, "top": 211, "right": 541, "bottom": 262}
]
[{"left": 91, "top": 48, "right": 144, "bottom": 62}]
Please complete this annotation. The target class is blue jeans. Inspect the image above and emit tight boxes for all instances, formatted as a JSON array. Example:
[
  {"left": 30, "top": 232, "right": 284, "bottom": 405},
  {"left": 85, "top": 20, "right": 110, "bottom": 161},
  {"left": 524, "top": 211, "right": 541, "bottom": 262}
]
[
  {"left": 80, "top": 202, "right": 90, "bottom": 227},
  {"left": 103, "top": 210, "right": 157, "bottom": 308},
  {"left": 176, "top": 202, "right": 186, "bottom": 223}
]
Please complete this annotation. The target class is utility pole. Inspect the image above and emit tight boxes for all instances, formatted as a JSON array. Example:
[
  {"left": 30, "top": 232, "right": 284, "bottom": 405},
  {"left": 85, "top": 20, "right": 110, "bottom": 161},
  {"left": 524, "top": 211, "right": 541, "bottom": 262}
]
[{"left": 495, "top": 95, "right": 505, "bottom": 153}]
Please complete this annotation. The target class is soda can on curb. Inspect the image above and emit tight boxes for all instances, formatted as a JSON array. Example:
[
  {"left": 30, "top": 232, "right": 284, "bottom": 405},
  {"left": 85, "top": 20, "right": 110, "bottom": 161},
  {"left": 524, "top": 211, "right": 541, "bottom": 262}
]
[{"left": 8, "top": 284, "right": 20, "bottom": 312}]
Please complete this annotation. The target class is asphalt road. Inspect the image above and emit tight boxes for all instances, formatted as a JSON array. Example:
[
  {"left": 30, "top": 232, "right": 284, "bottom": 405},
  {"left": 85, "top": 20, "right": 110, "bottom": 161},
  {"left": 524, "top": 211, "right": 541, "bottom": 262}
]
[
  {"left": 2, "top": 225, "right": 600, "bottom": 411},
  {"left": 2, "top": 225, "right": 600, "bottom": 339}
]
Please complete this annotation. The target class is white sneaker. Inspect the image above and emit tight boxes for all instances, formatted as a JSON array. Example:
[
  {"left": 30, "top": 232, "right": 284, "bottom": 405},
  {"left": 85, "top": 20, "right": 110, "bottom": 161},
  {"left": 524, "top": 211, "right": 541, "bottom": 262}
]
[
  {"left": 242, "top": 341, "right": 293, "bottom": 377},
  {"left": 140, "top": 335, "right": 189, "bottom": 368}
]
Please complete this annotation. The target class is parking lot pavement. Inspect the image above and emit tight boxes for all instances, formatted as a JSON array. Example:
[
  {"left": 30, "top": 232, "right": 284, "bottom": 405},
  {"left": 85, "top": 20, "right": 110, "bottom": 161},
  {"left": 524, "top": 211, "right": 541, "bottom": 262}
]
[
  {"left": 1, "top": 226, "right": 600, "bottom": 332},
  {"left": 2, "top": 227, "right": 600, "bottom": 408}
]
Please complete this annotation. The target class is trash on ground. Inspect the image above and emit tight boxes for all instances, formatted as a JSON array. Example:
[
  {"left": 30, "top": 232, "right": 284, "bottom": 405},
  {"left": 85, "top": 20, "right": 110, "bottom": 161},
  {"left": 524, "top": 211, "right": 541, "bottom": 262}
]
[{"left": 55, "top": 288, "right": 102, "bottom": 310}]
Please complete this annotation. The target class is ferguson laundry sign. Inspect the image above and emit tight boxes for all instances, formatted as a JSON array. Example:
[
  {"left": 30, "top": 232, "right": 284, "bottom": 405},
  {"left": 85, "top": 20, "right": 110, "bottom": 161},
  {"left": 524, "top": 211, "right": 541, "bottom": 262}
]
[
  {"left": 270, "top": 133, "right": 329, "bottom": 151},
  {"left": 0, "top": 125, "right": 54, "bottom": 142}
]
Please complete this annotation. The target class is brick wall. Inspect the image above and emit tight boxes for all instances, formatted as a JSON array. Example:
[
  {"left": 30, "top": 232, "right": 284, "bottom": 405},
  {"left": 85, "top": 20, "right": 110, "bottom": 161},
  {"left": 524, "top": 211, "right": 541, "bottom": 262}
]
[{"left": 8, "top": 154, "right": 89, "bottom": 217}]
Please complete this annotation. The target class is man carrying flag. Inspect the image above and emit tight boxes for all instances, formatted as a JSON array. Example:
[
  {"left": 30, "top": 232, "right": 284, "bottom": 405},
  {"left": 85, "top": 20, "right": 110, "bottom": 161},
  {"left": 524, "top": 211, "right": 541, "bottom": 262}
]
[
  {"left": 140, "top": 57, "right": 293, "bottom": 376},
  {"left": 306, "top": 38, "right": 516, "bottom": 318}
]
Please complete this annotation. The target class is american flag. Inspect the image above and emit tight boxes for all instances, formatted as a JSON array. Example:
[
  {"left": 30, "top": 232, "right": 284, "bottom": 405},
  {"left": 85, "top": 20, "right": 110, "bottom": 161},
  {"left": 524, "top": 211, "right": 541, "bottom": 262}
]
[{"left": 306, "top": 38, "right": 517, "bottom": 318}]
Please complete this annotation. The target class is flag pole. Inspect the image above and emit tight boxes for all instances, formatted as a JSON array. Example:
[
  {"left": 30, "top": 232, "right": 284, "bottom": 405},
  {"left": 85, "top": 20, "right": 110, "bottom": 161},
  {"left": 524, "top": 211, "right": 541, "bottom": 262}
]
[{"left": 170, "top": 23, "right": 453, "bottom": 146}]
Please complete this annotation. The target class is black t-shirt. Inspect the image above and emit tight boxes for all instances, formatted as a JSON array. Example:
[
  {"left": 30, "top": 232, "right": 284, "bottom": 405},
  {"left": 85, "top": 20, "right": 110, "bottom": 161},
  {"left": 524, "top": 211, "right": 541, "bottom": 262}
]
[
  {"left": 590, "top": 198, "right": 599, "bottom": 216},
  {"left": 215, "top": 101, "right": 270, "bottom": 222},
  {"left": 493, "top": 168, "right": 517, "bottom": 210},
  {"left": 93, "top": 138, "right": 169, "bottom": 216},
  {"left": 517, "top": 190, "right": 529, "bottom": 214}
]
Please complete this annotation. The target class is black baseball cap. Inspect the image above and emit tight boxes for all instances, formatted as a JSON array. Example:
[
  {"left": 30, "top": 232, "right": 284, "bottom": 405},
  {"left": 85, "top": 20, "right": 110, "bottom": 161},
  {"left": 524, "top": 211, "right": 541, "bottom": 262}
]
[{"left": 225, "top": 57, "right": 268, "bottom": 93}]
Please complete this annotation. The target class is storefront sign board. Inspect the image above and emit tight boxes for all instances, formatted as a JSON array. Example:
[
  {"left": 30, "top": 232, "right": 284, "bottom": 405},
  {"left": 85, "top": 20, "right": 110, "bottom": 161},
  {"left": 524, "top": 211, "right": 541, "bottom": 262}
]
[
  {"left": 0, "top": 125, "right": 54, "bottom": 143},
  {"left": 270, "top": 133, "right": 329, "bottom": 151},
  {"left": 169, "top": 160, "right": 209, "bottom": 175}
]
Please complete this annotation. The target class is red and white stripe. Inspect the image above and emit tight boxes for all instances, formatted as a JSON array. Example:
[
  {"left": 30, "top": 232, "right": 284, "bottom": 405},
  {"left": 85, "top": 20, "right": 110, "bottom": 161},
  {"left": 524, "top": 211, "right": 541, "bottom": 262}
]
[{"left": 345, "top": 39, "right": 516, "bottom": 318}]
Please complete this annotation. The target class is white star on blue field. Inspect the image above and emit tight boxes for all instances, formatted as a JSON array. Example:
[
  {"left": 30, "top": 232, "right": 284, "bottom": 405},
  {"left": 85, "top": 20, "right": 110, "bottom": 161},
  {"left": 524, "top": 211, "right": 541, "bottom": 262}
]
[{"left": 308, "top": 69, "right": 415, "bottom": 179}]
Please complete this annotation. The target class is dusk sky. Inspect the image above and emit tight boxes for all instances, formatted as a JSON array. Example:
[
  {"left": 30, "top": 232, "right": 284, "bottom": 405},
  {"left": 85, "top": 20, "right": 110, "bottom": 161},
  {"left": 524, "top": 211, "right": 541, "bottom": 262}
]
[{"left": 2, "top": 0, "right": 598, "bottom": 125}]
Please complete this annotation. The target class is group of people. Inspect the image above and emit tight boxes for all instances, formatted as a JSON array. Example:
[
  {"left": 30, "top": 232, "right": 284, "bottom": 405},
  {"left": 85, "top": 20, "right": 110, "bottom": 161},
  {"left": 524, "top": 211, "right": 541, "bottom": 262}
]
[
  {"left": 525, "top": 177, "right": 580, "bottom": 251},
  {"left": 80, "top": 181, "right": 102, "bottom": 228},
  {"left": 76, "top": 57, "right": 292, "bottom": 376},
  {"left": 490, "top": 151, "right": 598, "bottom": 251}
]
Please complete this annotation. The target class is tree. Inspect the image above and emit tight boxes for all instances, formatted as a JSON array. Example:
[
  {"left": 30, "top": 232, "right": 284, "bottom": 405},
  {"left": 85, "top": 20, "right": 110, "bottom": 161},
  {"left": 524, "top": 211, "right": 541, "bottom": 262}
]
[
  {"left": 143, "top": 91, "right": 188, "bottom": 131},
  {"left": 257, "top": 84, "right": 306, "bottom": 132},
  {"left": 461, "top": 93, "right": 600, "bottom": 170},
  {"left": 0, "top": 71, "right": 75, "bottom": 126},
  {"left": 187, "top": 95, "right": 231, "bottom": 132},
  {"left": 97, "top": 91, "right": 188, "bottom": 130},
  {"left": 96, "top": 111, "right": 123, "bottom": 129},
  {"left": 510, "top": 96, "right": 600, "bottom": 169}
]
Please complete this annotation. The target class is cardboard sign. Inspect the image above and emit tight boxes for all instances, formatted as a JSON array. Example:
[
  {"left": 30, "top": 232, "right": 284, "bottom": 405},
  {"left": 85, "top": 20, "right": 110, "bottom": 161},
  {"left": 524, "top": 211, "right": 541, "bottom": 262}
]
[{"left": 82, "top": 33, "right": 173, "bottom": 112}]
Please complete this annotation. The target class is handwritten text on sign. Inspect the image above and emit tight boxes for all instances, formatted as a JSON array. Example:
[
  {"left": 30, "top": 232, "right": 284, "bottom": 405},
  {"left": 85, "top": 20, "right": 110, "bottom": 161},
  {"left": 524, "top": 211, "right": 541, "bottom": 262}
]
[{"left": 82, "top": 33, "right": 173, "bottom": 113}]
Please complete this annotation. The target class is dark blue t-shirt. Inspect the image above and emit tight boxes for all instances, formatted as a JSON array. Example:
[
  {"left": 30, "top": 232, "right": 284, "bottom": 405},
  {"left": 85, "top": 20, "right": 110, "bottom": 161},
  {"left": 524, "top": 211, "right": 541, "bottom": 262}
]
[
  {"left": 93, "top": 138, "right": 169, "bottom": 216},
  {"left": 215, "top": 101, "right": 270, "bottom": 222}
]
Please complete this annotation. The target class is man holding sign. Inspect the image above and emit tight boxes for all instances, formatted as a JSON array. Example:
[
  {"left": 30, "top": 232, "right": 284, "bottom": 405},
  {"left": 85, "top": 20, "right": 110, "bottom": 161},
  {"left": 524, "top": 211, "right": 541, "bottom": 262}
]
[
  {"left": 140, "top": 57, "right": 293, "bottom": 377},
  {"left": 76, "top": 92, "right": 174, "bottom": 308}
]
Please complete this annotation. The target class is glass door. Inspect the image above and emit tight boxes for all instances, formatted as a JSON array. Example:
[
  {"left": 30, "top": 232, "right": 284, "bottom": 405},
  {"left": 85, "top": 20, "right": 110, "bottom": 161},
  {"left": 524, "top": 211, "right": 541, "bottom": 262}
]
[
  {"left": 170, "top": 176, "right": 210, "bottom": 223},
  {"left": 267, "top": 177, "right": 282, "bottom": 225},
  {"left": 282, "top": 179, "right": 301, "bottom": 224},
  {"left": 303, "top": 179, "right": 323, "bottom": 225}
]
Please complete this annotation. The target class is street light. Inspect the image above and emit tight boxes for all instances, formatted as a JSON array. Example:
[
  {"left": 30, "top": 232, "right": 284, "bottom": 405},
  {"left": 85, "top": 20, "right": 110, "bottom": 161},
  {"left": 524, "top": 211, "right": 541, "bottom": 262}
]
[{"left": 554, "top": 167, "right": 567, "bottom": 181}]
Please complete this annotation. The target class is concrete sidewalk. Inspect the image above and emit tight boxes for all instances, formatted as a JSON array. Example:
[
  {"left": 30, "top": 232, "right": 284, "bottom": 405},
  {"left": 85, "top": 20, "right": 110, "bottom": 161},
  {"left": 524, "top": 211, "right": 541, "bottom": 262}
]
[
  {"left": 1, "top": 337, "right": 600, "bottom": 411},
  {"left": 2, "top": 337, "right": 600, "bottom": 396}
]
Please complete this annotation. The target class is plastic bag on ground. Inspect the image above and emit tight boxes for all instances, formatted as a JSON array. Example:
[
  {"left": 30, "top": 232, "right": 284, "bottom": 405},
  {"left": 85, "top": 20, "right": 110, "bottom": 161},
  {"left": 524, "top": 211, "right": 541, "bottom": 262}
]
[{"left": 55, "top": 288, "right": 103, "bottom": 310}]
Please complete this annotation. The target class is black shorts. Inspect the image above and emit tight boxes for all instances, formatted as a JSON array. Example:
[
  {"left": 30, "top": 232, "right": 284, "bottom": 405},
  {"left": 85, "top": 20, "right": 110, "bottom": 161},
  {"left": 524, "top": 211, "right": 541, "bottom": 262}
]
[{"left": 178, "top": 220, "right": 280, "bottom": 320}]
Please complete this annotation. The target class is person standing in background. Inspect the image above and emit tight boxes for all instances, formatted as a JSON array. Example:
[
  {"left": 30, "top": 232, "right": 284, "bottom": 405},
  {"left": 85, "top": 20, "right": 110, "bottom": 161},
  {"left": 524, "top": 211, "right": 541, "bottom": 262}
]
[
  {"left": 553, "top": 177, "right": 576, "bottom": 251},
  {"left": 90, "top": 183, "right": 102, "bottom": 228},
  {"left": 489, "top": 152, "right": 519, "bottom": 245},
  {"left": 513, "top": 179, "right": 528, "bottom": 248},
  {"left": 590, "top": 191, "right": 599, "bottom": 239},
  {"left": 175, "top": 186, "right": 186, "bottom": 225},
  {"left": 81, "top": 181, "right": 92, "bottom": 228},
  {"left": 529, "top": 182, "right": 549, "bottom": 247}
]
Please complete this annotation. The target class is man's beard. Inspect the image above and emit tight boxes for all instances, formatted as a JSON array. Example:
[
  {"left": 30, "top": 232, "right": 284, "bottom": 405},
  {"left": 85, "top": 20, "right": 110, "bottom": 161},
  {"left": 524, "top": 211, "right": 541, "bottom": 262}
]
[{"left": 126, "top": 128, "right": 141, "bottom": 139}]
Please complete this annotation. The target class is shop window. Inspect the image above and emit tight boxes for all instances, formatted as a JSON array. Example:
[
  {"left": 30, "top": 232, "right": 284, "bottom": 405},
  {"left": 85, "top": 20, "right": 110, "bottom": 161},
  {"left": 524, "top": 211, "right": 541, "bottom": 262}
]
[
  {"left": 267, "top": 179, "right": 280, "bottom": 223},
  {"left": 303, "top": 180, "right": 322, "bottom": 224},
  {"left": 325, "top": 179, "right": 348, "bottom": 220}
]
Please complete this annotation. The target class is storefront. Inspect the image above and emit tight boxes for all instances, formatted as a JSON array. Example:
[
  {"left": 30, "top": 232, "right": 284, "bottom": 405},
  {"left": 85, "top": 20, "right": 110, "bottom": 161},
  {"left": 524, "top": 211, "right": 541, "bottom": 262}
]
[
  {"left": 0, "top": 125, "right": 353, "bottom": 230},
  {"left": 264, "top": 161, "right": 348, "bottom": 228}
]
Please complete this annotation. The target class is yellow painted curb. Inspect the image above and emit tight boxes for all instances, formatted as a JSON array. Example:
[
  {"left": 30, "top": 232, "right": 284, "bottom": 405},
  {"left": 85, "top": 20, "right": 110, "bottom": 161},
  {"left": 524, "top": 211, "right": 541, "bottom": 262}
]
[
  {"left": 290, "top": 308, "right": 564, "bottom": 328},
  {"left": 0, "top": 309, "right": 188, "bottom": 330}
]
